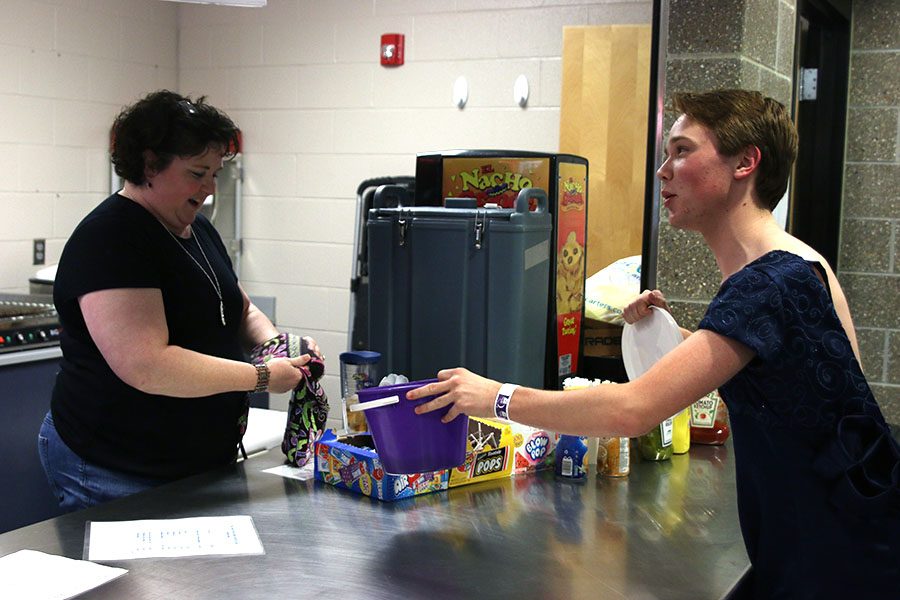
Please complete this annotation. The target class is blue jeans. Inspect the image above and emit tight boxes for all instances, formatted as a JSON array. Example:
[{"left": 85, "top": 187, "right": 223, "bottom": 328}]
[{"left": 38, "top": 412, "right": 167, "bottom": 512}]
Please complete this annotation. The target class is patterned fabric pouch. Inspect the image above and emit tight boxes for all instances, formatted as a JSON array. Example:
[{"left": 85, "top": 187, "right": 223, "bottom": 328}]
[{"left": 249, "top": 333, "right": 329, "bottom": 467}]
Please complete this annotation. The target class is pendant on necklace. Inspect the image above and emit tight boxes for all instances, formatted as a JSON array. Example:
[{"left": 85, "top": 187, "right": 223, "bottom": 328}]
[{"left": 160, "top": 221, "right": 227, "bottom": 328}]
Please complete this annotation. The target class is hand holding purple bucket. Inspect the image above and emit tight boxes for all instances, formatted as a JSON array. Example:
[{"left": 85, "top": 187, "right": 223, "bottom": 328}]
[{"left": 350, "top": 378, "right": 469, "bottom": 474}]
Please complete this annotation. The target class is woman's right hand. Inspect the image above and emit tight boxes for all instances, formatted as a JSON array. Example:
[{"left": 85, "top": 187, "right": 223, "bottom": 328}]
[
  {"left": 265, "top": 355, "right": 312, "bottom": 394},
  {"left": 623, "top": 289, "right": 670, "bottom": 324}
]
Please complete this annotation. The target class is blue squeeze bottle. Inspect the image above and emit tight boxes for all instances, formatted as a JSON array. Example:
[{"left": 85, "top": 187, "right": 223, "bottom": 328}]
[{"left": 555, "top": 435, "right": 588, "bottom": 482}]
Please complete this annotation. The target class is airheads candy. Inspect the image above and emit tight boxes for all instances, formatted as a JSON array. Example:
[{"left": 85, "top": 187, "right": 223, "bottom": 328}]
[
  {"left": 314, "top": 418, "right": 514, "bottom": 501},
  {"left": 315, "top": 432, "right": 448, "bottom": 501}
]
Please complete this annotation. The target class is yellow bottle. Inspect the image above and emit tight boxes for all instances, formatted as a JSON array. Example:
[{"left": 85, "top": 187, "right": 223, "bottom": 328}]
[{"left": 672, "top": 407, "right": 691, "bottom": 454}]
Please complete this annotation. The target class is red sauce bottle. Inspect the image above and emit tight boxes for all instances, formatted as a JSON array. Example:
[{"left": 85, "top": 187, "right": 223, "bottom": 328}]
[{"left": 689, "top": 391, "right": 730, "bottom": 445}]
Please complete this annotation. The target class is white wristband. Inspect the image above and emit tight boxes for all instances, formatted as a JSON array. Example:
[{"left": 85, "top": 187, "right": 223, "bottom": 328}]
[{"left": 494, "top": 383, "right": 518, "bottom": 421}]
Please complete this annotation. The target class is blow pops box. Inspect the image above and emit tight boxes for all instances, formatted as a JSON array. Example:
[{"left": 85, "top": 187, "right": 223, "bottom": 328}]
[{"left": 509, "top": 423, "right": 558, "bottom": 475}]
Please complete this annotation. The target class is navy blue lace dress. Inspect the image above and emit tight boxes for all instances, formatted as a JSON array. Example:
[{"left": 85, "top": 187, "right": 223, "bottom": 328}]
[{"left": 698, "top": 250, "right": 899, "bottom": 599}]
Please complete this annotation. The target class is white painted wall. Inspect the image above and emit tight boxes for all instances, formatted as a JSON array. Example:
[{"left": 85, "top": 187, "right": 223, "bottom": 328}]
[
  {"left": 0, "top": 0, "right": 177, "bottom": 292},
  {"left": 178, "top": 0, "right": 651, "bottom": 416},
  {"left": 0, "top": 0, "right": 651, "bottom": 420}
]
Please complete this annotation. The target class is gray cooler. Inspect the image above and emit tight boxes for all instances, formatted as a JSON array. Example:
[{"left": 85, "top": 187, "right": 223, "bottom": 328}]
[{"left": 367, "top": 188, "right": 551, "bottom": 389}]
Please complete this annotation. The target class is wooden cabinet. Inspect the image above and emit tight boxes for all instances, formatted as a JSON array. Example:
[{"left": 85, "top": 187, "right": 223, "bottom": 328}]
[{"left": 560, "top": 25, "right": 651, "bottom": 278}]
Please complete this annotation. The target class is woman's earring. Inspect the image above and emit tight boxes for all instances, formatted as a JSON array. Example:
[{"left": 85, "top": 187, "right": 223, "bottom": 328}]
[{"left": 147, "top": 181, "right": 153, "bottom": 188}]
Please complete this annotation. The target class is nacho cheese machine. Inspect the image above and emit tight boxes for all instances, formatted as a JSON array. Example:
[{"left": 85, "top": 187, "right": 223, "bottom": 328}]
[{"left": 364, "top": 150, "right": 588, "bottom": 390}]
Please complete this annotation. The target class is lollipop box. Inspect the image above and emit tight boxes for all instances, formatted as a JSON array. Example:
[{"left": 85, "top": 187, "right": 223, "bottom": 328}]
[
  {"left": 314, "top": 417, "right": 514, "bottom": 501},
  {"left": 509, "top": 423, "right": 558, "bottom": 475}
]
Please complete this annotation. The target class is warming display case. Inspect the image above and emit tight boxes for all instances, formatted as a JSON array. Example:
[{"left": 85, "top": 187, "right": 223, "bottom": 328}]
[{"left": 414, "top": 150, "right": 588, "bottom": 389}]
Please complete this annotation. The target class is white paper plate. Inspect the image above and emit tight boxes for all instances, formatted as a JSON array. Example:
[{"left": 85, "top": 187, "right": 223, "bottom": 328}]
[{"left": 621, "top": 306, "right": 683, "bottom": 381}]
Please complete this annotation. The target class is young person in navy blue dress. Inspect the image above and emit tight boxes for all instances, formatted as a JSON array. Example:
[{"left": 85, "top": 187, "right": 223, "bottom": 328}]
[
  {"left": 40, "top": 91, "right": 321, "bottom": 511},
  {"left": 409, "top": 89, "right": 899, "bottom": 598}
]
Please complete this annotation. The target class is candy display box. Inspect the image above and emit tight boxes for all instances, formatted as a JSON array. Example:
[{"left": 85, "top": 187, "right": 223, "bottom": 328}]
[
  {"left": 314, "top": 431, "right": 446, "bottom": 501},
  {"left": 314, "top": 417, "right": 513, "bottom": 501},
  {"left": 449, "top": 417, "right": 514, "bottom": 488},
  {"left": 509, "top": 423, "right": 558, "bottom": 475}
]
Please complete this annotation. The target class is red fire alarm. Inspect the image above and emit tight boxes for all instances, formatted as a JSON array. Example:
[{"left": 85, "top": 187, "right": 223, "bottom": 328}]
[{"left": 380, "top": 33, "right": 404, "bottom": 66}]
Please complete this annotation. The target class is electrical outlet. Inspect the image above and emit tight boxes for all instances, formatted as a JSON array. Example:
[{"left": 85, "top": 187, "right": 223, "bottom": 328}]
[{"left": 33, "top": 239, "right": 45, "bottom": 265}]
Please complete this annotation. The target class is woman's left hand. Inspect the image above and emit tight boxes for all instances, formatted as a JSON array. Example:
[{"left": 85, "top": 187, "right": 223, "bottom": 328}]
[
  {"left": 623, "top": 289, "right": 670, "bottom": 324},
  {"left": 406, "top": 367, "right": 501, "bottom": 423}
]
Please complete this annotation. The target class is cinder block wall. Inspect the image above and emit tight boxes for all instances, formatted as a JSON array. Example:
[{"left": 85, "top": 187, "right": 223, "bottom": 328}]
[
  {"left": 654, "top": 0, "right": 898, "bottom": 422},
  {"left": 655, "top": 0, "right": 795, "bottom": 324},
  {"left": 0, "top": 0, "right": 177, "bottom": 292},
  {"left": 0, "top": 0, "right": 652, "bottom": 423},
  {"left": 840, "top": 0, "right": 900, "bottom": 421},
  {"left": 176, "top": 0, "right": 651, "bottom": 417}
]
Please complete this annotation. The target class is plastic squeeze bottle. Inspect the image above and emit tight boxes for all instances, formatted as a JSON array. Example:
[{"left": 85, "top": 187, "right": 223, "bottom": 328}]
[
  {"left": 555, "top": 435, "right": 589, "bottom": 482},
  {"left": 690, "top": 390, "right": 730, "bottom": 445},
  {"left": 672, "top": 407, "right": 691, "bottom": 454}
]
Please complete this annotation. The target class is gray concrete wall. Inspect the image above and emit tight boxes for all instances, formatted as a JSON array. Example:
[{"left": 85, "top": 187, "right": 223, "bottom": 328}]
[
  {"left": 840, "top": 0, "right": 900, "bottom": 421},
  {"left": 655, "top": 0, "right": 898, "bottom": 420},
  {"left": 657, "top": 0, "right": 795, "bottom": 328}
]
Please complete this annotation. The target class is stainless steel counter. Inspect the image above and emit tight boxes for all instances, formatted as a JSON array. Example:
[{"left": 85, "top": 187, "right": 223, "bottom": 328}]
[{"left": 0, "top": 443, "right": 749, "bottom": 599}]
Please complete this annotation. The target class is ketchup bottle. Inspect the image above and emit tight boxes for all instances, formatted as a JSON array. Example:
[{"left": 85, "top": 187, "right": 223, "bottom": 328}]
[{"left": 689, "top": 391, "right": 730, "bottom": 445}]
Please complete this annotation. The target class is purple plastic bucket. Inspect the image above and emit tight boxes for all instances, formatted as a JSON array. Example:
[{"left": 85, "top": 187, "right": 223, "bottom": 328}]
[{"left": 355, "top": 379, "right": 468, "bottom": 474}]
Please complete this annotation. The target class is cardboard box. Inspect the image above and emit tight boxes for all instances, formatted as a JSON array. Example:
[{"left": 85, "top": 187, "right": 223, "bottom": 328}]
[
  {"left": 314, "top": 431, "right": 447, "bottom": 501},
  {"left": 449, "top": 417, "right": 514, "bottom": 487},
  {"left": 583, "top": 321, "right": 623, "bottom": 357},
  {"left": 314, "top": 417, "right": 514, "bottom": 501},
  {"left": 510, "top": 423, "right": 558, "bottom": 475}
]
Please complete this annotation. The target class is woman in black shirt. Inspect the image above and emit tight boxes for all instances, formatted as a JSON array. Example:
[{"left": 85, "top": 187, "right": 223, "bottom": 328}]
[{"left": 40, "top": 90, "right": 319, "bottom": 510}]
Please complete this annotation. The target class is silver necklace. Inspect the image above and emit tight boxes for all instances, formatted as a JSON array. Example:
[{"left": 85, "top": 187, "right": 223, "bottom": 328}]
[{"left": 163, "top": 224, "right": 226, "bottom": 326}]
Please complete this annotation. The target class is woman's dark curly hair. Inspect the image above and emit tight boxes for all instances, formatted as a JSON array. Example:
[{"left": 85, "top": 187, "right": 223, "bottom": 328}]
[{"left": 111, "top": 90, "right": 240, "bottom": 184}]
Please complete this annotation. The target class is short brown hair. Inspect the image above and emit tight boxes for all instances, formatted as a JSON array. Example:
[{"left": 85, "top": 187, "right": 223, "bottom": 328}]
[
  {"left": 672, "top": 89, "right": 798, "bottom": 210},
  {"left": 111, "top": 90, "right": 240, "bottom": 185}
]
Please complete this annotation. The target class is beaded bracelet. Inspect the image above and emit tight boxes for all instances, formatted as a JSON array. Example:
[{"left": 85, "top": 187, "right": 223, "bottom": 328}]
[{"left": 494, "top": 383, "right": 519, "bottom": 421}]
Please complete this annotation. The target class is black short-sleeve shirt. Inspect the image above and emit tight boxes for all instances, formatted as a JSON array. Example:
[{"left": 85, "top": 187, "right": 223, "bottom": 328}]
[{"left": 51, "top": 193, "right": 247, "bottom": 479}]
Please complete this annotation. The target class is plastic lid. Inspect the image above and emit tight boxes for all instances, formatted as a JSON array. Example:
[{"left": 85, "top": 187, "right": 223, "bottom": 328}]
[
  {"left": 621, "top": 307, "right": 682, "bottom": 381},
  {"left": 339, "top": 350, "right": 381, "bottom": 365}
]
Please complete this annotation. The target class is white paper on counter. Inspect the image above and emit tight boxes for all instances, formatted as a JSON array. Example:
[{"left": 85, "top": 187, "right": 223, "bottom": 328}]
[
  {"left": 262, "top": 461, "right": 315, "bottom": 481},
  {"left": 0, "top": 549, "right": 127, "bottom": 600},
  {"left": 86, "top": 515, "right": 264, "bottom": 561}
]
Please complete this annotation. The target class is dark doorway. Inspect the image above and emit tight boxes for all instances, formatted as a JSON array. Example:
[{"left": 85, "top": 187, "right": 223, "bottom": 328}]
[{"left": 790, "top": 0, "right": 851, "bottom": 268}]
